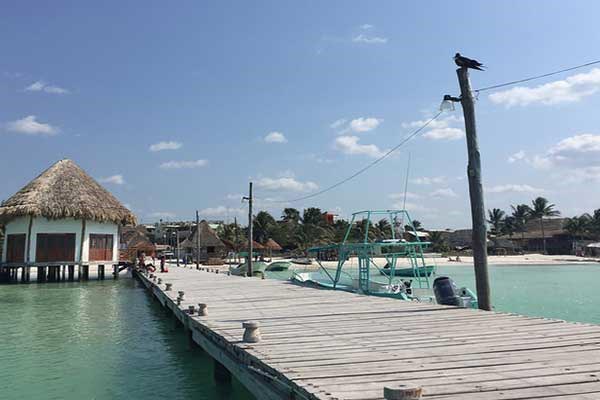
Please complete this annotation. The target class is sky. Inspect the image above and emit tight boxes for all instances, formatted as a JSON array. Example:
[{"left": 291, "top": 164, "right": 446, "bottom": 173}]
[{"left": 2, "top": 1, "right": 600, "bottom": 229}]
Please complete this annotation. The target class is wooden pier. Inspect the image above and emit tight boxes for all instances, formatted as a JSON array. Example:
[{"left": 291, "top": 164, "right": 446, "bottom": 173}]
[{"left": 137, "top": 267, "right": 600, "bottom": 400}]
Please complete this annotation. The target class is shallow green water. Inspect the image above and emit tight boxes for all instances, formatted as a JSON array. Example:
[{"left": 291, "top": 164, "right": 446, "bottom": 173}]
[
  {"left": 437, "top": 264, "right": 600, "bottom": 325},
  {"left": 270, "top": 263, "right": 600, "bottom": 325},
  {"left": 0, "top": 279, "right": 254, "bottom": 400}
]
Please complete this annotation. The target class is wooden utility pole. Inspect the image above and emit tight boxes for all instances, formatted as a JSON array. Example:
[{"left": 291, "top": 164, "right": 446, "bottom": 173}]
[
  {"left": 244, "top": 182, "right": 254, "bottom": 277},
  {"left": 457, "top": 67, "right": 492, "bottom": 311},
  {"left": 196, "top": 210, "right": 200, "bottom": 269},
  {"left": 176, "top": 230, "right": 180, "bottom": 267}
]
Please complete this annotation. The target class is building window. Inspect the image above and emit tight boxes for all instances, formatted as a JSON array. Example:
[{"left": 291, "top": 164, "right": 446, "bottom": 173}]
[
  {"left": 6, "top": 234, "right": 26, "bottom": 263},
  {"left": 36, "top": 233, "right": 76, "bottom": 263},
  {"left": 89, "top": 234, "right": 114, "bottom": 261}
]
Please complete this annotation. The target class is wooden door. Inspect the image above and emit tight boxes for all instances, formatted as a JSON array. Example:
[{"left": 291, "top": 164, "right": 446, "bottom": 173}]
[
  {"left": 35, "top": 233, "right": 76, "bottom": 262},
  {"left": 89, "top": 234, "right": 114, "bottom": 261},
  {"left": 6, "top": 234, "right": 26, "bottom": 263}
]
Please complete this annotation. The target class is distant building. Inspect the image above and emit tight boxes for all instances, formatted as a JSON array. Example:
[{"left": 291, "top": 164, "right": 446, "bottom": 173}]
[
  {"left": 119, "top": 226, "right": 156, "bottom": 262},
  {"left": 179, "top": 220, "right": 226, "bottom": 262},
  {"left": 505, "top": 217, "right": 585, "bottom": 255},
  {"left": 0, "top": 159, "right": 135, "bottom": 265}
]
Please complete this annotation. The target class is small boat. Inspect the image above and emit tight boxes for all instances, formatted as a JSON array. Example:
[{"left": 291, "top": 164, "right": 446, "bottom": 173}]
[
  {"left": 229, "top": 261, "right": 268, "bottom": 276},
  {"left": 291, "top": 257, "right": 312, "bottom": 265},
  {"left": 380, "top": 265, "right": 436, "bottom": 277},
  {"left": 266, "top": 261, "right": 292, "bottom": 271}
]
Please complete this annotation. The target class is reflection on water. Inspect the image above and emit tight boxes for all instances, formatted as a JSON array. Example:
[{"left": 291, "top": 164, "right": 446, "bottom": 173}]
[{"left": 0, "top": 279, "right": 255, "bottom": 400}]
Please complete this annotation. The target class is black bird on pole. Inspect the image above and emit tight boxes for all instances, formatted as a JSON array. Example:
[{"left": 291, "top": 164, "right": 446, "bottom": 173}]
[{"left": 454, "top": 53, "right": 485, "bottom": 71}]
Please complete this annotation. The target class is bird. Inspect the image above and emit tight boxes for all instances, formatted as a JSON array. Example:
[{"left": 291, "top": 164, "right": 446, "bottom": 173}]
[{"left": 454, "top": 53, "right": 485, "bottom": 71}]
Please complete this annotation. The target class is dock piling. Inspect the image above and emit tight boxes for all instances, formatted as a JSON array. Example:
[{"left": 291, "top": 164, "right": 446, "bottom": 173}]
[
  {"left": 198, "top": 303, "right": 207, "bottom": 316},
  {"left": 383, "top": 385, "right": 422, "bottom": 400},
  {"left": 242, "top": 321, "right": 261, "bottom": 343}
]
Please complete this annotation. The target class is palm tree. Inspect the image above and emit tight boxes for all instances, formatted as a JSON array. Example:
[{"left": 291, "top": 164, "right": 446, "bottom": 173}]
[
  {"left": 281, "top": 208, "right": 301, "bottom": 223},
  {"left": 527, "top": 197, "right": 560, "bottom": 254},
  {"left": 375, "top": 219, "right": 392, "bottom": 240},
  {"left": 428, "top": 231, "right": 448, "bottom": 252},
  {"left": 511, "top": 204, "right": 529, "bottom": 241},
  {"left": 564, "top": 214, "right": 591, "bottom": 241},
  {"left": 487, "top": 208, "right": 505, "bottom": 236},
  {"left": 253, "top": 211, "right": 276, "bottom": 243},
  {"left": 501, "top": 216, "right": 517, "bottom": 238}
]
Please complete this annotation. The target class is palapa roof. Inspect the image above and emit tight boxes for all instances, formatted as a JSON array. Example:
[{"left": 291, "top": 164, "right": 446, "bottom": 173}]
[
  {"left": 180, "top": 220, "right": 225, "bottom": 248},
  {"left": 121, "top": 226, "right": 155, "bottom": 251},
  {"left": 499, "top": 218, "right": 571, "bottom": 240},
  {"left": 0, "top": 159, "right": 136, "bottom": 225},
  {"left": 264, "top": 238, "right": 282, "bottom": 251}
]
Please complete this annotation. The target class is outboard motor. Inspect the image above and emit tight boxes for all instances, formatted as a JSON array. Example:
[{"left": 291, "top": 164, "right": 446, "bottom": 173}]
[{"left": 433, "top": 276, "right": 461, "bottom": 306}]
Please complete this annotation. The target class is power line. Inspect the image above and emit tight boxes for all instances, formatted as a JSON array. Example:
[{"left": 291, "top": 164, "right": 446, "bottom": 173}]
[
  {"left": 474, "top": 59, "right": 600, "bottom": 93},
  {"left": 273, "top": 110, "right": 444, "bottom": 203}
]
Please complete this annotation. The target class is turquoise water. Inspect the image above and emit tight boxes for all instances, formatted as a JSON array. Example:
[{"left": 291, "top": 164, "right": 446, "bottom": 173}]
[
  {"left": 270, "top": 263, "right": 600, "bottom": 325},
  {"left": 437, "top": 264, "right": 600, "bottom": 325},
  {"left": 0, "top": 279, "right": 254, "bottom": 400}
]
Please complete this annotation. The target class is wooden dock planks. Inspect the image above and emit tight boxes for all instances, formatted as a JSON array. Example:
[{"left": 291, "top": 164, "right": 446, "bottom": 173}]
[{"left": 137, "top": 267, "right": 600, "bottom": 400}]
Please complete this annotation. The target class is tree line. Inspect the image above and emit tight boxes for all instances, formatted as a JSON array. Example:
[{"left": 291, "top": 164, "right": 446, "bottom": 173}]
[{"left": 216, "top": 207, "right": 425, "bottom": 253}]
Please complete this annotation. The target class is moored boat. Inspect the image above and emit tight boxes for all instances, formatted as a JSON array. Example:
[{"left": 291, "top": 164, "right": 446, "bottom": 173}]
[
  {"left": 229, "top": 261, "right": 268, "bottom": 276},
  {"left": 380, "top": 264, "right": 436, "bottom": 277},
  {"left": 266, "top": 261, "right": 292, "bottom": 271}
]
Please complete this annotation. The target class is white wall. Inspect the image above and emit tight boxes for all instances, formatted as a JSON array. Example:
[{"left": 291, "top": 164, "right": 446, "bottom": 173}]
[{"left": 2, "top": 216, "right": 119, "bottom": 263}]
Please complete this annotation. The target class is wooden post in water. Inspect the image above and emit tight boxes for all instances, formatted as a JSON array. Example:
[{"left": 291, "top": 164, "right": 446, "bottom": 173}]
[{"left": 457, "top": 66, "right": 491, "bottom": 311}]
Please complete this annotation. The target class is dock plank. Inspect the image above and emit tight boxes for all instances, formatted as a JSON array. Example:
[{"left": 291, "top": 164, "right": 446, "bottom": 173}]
[{"left": 136, "top": 268, "right": 600, "bottom": 400}]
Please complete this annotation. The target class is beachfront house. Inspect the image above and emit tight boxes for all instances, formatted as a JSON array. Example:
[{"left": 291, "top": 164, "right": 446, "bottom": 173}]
[{"left": 0, "top": 159, "right": 135, "bottom": 266}]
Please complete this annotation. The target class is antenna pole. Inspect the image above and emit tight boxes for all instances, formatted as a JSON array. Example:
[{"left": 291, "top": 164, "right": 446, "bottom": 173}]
[{"left": 457, "top": 66, "right": 491, "bottom": 311}]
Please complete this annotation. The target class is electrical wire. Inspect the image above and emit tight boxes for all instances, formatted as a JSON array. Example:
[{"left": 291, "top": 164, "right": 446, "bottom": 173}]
[
  {"left": 272, "top": 110, "right": 444, "bottom": 203},
  {"left": 473, "top": 59, "right": 600, "bottom": 93}
]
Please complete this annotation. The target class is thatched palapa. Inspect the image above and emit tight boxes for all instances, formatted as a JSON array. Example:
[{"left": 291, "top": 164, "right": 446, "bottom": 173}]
[{"left": 0, "top": 159, "right": 135, "bottom": 225}]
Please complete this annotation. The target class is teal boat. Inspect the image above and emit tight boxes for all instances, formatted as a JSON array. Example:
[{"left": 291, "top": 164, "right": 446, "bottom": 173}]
[
  {"left": 291, "top": 209, "right": 477, "bottom": 308},
  {"left": 266, "top": 261, "right": 292, "bottom": 271},
  {"left": 229, "top": 261, "right": 268, "bottom": 276},
  {"left": 380, "top": 264, "right": 435, "bottom": 277}
]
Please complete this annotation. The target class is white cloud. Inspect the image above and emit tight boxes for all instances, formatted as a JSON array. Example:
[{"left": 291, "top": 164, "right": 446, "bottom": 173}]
[
  {"left": 353, "top": 34, "right": 388, "bottom": 44},
  {"left": 330, "top": 118, "right": 347, "bottom": 129},
  {"left": 512, "top": 134, "right": 600, "bottom": 183},
  {"left": 389, "top": 192, "right": 421, "bottom": 200},
  {"left": 334, "top": 135, "right": 386, "bottom": 158},
  {"left": 394, "top": 201, "right": 437, "bottom": 213},
  {"left": 149, "top": 141, "right": 182, "bottom": 152},
  {"left": 264, "top": 131, "right": 287, "bottom": 143},
  {"left": 200, "top": 206, "right": 244, "bottom": 217},
  {"left": 349, "top": 117, "right": 382, "bottom": 133},
  {"left": 410, "top": 176, "right": 446, "bottom": 185},
  {"left": 255, "top": 176, "right": 318, "bottom": 192},
  {"left": 508, "top": 150, "right": 526, "bottom": 163},
  {"left": 226, "top": 193, "right": 243, "bottom": 200},
  {"left": 423, "top": 127, "right": 464, "bottom": 141},
  {"left": 489, "top": 68, "right": 600, "bottom": 107},
  {"left": 430, "top": 188, "right": 458, "bottom": 198},
  {"left": 486, "top": 184, "right": 543, "bottom": 194},
  {"left": 159, "top": 160, "right": 208, "bottom": 169},
  {"left": 24, "top": 80, "right": 69, "bottom": 94},
  {"left": 360, "top": 24, "right": 374, "bottom": 30},
  {"left": 403, "top": 115, "right": 464, "bottom": 141},
  {"left": 99, "top": 174, "right": 125, "bottom": 185},
  {"left": 149, "top": 211, "right": 176, "bottom": 219},
  {"left": 5, "top": 115, "right": 58, "bottom": 136}
]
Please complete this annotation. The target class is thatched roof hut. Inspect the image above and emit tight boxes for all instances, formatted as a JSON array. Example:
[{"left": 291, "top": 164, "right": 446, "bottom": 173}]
[
  {"left": 1, "top": 159, "right": 135, "bottom": 265},
  {"left": 264, "top": 238, "right": 282, "bottom": 251},
  {"left": 120, "top": 226, "right": 156, "bottom": 261},
  {"left": 0, "top": 159, "right": 135, "bottom": 225},
  {"left": 180, "top": 220, "right": 225, "bottom": 250}
]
